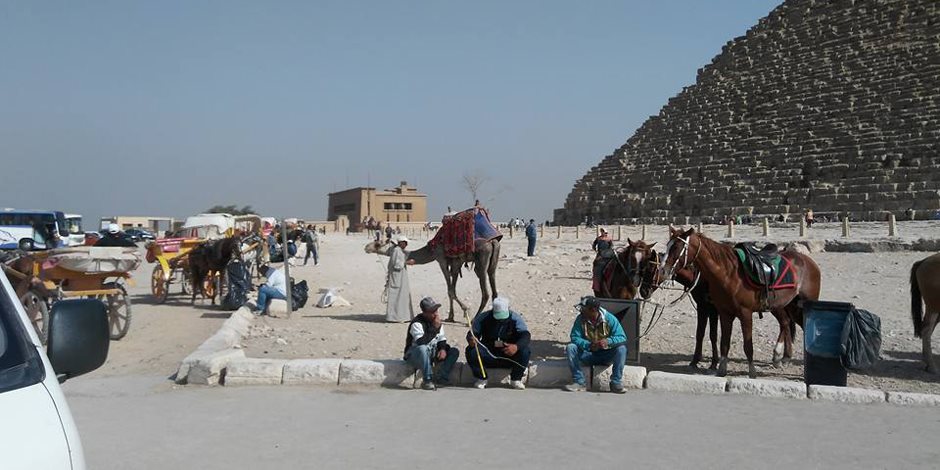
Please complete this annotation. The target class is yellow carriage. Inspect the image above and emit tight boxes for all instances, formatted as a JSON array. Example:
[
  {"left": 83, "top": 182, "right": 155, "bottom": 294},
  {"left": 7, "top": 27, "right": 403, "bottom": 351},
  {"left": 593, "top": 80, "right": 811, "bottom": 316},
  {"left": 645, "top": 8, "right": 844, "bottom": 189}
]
[{"left": 3, "top": 246, "right": 140, "bottom": 341}]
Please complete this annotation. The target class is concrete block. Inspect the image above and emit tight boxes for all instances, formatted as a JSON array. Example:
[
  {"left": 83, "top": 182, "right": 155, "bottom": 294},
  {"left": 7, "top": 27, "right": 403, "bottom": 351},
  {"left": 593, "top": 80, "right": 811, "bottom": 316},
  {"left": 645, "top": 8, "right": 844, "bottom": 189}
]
[
  {"left": 727, "top": 377, "right": 806, "bottom": 399},
  {"left": 885, "top": 391, "right": 940, "bottom": 407},
  {"left": 266, "top": 299, "right": 289, "bottom": 317},
  {"left": 645, "top": 371, "right": 727, "bottom": 395},
  {"left": 282, "top": 359, "right": 343, "bottom": 385},
  {"left": 338, "top": 360, "right": 417, "bottom": 388},
  {"left": 592, "top": 365, "right": 647, "bottom": 392},
  {"left": 225, "top": 358, "right": 286, "bottom": 386},
  {"left": 527, "top": 360, "right": 586, "bottom": 388},
  {"left": 187, "top": 349, "right": 246, "bottom": 385},
  {"left": 808, "top": 385, "right": 885, "bottom": 404}
]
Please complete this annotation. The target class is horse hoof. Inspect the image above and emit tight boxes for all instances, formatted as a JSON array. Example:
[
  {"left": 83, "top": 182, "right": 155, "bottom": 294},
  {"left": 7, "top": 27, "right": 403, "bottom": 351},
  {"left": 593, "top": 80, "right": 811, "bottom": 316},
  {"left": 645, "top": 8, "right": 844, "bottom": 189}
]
[
  {"left": 771, "top": 360, "right": 782, "bottom": 369},
  {"left": 688, "top": 361, "right": 700, "bottom": 369}
]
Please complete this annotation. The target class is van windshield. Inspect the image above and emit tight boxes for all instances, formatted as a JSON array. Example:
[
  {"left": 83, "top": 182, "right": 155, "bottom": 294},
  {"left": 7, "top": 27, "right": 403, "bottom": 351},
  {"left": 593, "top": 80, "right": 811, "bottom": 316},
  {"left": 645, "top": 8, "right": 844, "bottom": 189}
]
[{"left": 0, "top": 286, "right": 44, "bottom": 394}]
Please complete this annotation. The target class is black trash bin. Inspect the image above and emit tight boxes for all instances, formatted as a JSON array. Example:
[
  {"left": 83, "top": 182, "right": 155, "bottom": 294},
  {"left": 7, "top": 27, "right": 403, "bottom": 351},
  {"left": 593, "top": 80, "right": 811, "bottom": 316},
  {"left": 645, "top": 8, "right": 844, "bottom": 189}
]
[{"left": 803, "top": 300, "right": 852, "bottom": 386}]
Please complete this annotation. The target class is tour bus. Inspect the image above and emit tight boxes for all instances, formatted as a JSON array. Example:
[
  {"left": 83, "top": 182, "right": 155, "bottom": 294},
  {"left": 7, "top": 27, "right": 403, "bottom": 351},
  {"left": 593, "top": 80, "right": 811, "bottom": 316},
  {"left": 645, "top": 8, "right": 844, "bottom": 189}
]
[
  {"left": 64, "top": 214, "right": 84, "bottom": 247},
  {"left": 0, "top": 209, "right": 70, "bottom": 250}
]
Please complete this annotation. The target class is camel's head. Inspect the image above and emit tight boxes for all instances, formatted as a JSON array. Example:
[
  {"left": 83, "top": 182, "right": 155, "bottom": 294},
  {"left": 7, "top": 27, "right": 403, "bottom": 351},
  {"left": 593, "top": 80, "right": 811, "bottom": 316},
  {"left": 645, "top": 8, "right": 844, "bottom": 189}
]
[{"left": 364, "top": 240, "right": 390, "bottom": 254}]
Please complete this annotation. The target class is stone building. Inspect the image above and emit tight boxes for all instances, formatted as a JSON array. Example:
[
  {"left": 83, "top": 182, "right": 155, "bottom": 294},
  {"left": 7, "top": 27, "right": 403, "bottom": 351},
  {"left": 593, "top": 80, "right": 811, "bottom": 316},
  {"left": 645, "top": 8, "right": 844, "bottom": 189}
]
[
  {"left": 328, "top": 181, "right": 428, "bottom": 225},
  {"left": 556, "top": 0, "right": 940, "bottom": 225}
]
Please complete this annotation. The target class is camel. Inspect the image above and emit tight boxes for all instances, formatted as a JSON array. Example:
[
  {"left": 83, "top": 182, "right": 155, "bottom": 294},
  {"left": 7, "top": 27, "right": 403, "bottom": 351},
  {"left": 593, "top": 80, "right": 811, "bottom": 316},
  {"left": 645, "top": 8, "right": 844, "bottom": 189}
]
[{"left": 365, "top": 237, "right": 500, "bottom": 322}]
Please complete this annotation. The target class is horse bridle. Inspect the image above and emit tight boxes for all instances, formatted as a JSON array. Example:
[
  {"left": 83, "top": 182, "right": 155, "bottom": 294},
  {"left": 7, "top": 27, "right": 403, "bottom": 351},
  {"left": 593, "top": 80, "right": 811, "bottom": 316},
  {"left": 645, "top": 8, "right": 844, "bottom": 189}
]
[{"left": 665, "top": 234, "right": 701, "bottom": 280}]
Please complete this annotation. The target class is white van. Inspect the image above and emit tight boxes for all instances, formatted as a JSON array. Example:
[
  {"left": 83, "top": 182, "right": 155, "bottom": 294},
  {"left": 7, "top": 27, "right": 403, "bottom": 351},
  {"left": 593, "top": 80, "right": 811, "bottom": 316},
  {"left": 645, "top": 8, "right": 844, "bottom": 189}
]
[{"left": 0, "top": 270, "right": 110, "bottom": 469}]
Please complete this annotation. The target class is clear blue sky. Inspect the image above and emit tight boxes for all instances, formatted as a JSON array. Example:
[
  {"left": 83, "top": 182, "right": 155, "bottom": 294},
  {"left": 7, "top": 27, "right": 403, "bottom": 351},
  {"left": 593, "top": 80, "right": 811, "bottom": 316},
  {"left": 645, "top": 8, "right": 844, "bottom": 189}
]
[{"left": 0, "top": 0, "right": 780, "bottom": 227}]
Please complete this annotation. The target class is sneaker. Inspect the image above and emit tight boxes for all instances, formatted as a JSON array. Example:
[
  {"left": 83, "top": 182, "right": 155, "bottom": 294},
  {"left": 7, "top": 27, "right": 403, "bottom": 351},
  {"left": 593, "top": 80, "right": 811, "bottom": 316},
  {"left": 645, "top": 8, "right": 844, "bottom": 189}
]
[
  {"left": 510, "top": 380, "right": 525, "bottom": 390},
  {"left": 434, "top": 377, "right": 451, "bottom": 387},
  {"left": 610, "top": 383, "right": 626, "bottom": 394},
  {"left": 563, "top": 382, "right": 586, "bottom": 392},
  {"left": 474, "top": 379, "right": 487, "bottom": 389},
  {"left": 421, "top": 380, "right": 436, "bottom": 391}
]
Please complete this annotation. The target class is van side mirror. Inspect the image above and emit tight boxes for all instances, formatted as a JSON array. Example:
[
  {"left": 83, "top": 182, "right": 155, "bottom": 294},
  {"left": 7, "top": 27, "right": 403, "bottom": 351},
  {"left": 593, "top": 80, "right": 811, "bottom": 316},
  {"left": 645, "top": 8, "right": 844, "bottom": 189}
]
[{"left": 46, "top": 299, "right": 110, "bottom": 383}]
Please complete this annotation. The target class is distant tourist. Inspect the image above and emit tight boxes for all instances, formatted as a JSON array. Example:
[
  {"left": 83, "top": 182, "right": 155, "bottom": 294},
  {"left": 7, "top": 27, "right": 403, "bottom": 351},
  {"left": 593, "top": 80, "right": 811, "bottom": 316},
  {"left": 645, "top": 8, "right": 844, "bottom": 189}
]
[
  {"left": 385, "top": 236, "right": 414, "bottom": 322},
  {"left": 465, "top": 297, "right": 531, "bottom": 390},
  {"left": 906, "top": 207, "right": 915, "bottom": 221},
  {"left": 303, "top": 224, "right": 319, "bottom": 266},
  {"left": 403, "top": 297, "right": 459, "bottom": 390},
  {"left": 564, "top": 296, "right": 628, "bottom": 394},
  {"left": 525, "top": 219, "right": 537, "bottom": 256},
  {"left": 385, "top": 225, "right": 394, "bottom": 241},
  {"left": 253, "top": 265, "right": 287, "bottom": 316},
  {"left": 95, "top": 224, "right": 136, "bottom": 248}
]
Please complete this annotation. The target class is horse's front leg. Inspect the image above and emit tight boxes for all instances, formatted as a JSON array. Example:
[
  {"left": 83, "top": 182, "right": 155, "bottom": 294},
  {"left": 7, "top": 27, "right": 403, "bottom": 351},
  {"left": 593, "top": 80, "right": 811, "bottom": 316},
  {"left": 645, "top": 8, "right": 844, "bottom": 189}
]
[
  {"left": 708, "top": 308, "right": 719, "bottom": 370},
  {"left": 717, "top": 312, "right": 733, "bottom": 377},
  {"left": 740, "top": 310, "right": 757, "bottom": 378}
]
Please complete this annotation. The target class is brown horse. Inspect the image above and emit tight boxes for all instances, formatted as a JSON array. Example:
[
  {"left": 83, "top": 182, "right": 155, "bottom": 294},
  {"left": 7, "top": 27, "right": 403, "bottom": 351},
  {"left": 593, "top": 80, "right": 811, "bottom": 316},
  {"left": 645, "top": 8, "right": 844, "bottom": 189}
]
[
  {"left": 634, "top": 242, "right": 720, "bottom": 370},
  {"left": 661, "top": 227, "right": 821, "bottom": 378},
  {"left": 911, "top": 253, "right": 940, "bottom": 373},
  {"left": 189, "top": 235, "right": 242, "bottom": 305},
  {"left": 593, "top": 239, "right": 651, "bottom": 299}
]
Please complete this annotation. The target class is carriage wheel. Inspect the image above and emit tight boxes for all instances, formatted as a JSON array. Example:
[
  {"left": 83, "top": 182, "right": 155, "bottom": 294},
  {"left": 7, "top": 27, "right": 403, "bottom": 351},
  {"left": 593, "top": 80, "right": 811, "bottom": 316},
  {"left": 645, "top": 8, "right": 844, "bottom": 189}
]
[
  {"left": 101, "top": 282, "right": 132, "bottom": 340},
  {"left": 151, "top": 266, "right": 169, "bottom": 304},
  {"left": 20, "top": 291, "right": 49, "bottom": 344},
  {"left": 181, "top": 270, "right": 193, "bottom": 295}
]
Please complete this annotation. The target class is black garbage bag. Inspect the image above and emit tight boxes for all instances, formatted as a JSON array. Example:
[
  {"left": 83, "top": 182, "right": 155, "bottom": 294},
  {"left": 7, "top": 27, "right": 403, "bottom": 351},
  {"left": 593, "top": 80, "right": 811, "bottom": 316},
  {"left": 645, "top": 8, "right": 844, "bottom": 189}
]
[
  {"left": 291, "top": 279, "right": 309, "bottom": 310},
  {"left": 222, "top": 260, "right": 251, "bottom": 310},
  {"left": 840, "top": 308, "right": 882, "bottom": 370}
]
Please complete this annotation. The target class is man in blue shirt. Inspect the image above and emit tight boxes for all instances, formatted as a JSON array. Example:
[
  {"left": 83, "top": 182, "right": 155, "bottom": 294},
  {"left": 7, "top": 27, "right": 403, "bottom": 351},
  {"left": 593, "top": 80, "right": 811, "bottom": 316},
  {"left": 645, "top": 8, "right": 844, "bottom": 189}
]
[
  {"left": 466, "top": 297, "right": 531, "bottom": 390},
  {"left": 525, "top": 219, "right": 537, "bottom": 257},
  {"left": 564, "top": 296, "right": 628, "bottom": 393}
]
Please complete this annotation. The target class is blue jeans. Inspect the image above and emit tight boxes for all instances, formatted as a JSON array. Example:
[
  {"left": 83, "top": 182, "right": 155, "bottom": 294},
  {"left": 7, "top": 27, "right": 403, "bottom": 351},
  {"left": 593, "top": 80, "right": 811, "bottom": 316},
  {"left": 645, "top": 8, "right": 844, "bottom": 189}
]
[
  {"left": 566, "top": 343, "right": 627, "bottom": 386},
  {"left": 257, "top": 284, "right": 286, "bottom": 312},
  {"left": 304, "top": 244, "right": 318, "bottom": 265},
  {"left": 405, "top": 344, "right": 459, "bottom": 382},
  {"left": 527, "top": 237, "right": 536, "bottom": 256}
]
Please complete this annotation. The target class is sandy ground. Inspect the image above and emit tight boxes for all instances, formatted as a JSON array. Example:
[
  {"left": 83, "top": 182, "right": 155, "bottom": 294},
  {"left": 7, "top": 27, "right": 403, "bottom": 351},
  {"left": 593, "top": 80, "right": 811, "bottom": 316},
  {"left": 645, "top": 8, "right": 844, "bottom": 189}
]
[{"left": 237, "top": 221, "right": 940, "bottom": 394}]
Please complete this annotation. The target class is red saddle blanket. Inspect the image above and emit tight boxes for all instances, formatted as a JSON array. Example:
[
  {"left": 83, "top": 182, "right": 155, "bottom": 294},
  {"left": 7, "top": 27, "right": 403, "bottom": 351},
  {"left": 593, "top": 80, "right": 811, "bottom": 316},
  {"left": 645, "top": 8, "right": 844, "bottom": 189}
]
[{"left": 428, "top": 208, "right": 501, "bottom": 257}]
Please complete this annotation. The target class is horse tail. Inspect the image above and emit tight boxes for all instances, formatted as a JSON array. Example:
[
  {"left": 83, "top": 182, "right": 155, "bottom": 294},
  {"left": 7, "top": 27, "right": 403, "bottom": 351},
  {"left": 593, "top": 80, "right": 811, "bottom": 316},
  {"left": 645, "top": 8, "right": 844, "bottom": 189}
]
[{"left": 912, "top": 260, "right": 924, "bottom": 338}]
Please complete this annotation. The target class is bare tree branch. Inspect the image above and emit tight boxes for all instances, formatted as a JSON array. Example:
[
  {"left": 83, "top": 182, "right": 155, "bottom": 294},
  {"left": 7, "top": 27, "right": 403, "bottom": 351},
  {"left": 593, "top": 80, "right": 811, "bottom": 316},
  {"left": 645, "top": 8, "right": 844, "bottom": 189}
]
[{"left": 461, "top": 170, "right": 489, "bottom": 205}]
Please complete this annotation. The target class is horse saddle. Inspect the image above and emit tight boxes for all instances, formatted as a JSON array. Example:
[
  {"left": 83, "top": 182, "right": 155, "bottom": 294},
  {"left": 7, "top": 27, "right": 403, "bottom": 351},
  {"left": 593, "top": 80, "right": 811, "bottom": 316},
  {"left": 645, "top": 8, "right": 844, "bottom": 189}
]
[{"left": 734, "top": 243, "right": 781, "bottom": 287}]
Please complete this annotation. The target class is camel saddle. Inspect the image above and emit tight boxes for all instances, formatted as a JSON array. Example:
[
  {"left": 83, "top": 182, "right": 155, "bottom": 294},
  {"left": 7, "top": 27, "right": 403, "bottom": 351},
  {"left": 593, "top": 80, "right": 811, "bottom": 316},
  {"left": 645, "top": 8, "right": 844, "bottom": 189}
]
[{"left": 734, "top": 243, "right": 782, "bottom": 288}]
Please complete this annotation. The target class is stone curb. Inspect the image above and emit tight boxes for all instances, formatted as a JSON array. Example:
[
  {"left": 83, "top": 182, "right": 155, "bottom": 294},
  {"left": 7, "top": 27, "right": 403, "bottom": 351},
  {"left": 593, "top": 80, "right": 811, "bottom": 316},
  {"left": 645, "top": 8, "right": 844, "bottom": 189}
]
[
  {"left": 727, "top": 377, "right": 806, "bottom": 399},
  {"left": 225, "top": 358, "right": 287, "bottom": 386},
  {"left": 885, "top": 391, "right": 940, "bottom": 406},
  {"left": 175, "top": 307, "right": 255, "bottom": 385},
  {"left": 645, "top": 371, "right": 728, "bottom": 395},
  {"left": 808, "top": 385, "right": 886, "bottom": 404}
]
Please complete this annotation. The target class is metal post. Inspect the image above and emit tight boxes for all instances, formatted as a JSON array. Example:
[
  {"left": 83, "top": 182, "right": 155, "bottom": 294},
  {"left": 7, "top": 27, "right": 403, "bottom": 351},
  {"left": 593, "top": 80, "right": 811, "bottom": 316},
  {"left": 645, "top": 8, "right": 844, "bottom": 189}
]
[
  {"left": 540, "top": 224, "right": 544, "bottom": 238},
  {"left": 618, "top": 225, "right": 623, "bottom": 241},
  {"left": 842, "top": 216, "right": 850, "bottom": 238},
  {"left": 889, "top": 214, "right": 897, "bottom": 237},
  {"left": 509, "top": 225, "right": 514, "bottom": 239},
  {"left": 641, "top": 225, "right": 647, "bottom": 240},
  {"left": 281, "top": 221, "right": 293, "bottom": 317},
  {"left": 557, "top": 225, "right": 561, "bottom": 239},
  {"left": 576, "top": 226, "right": 580, "bottom": 240},
  {"left": 762, "top": 217, "right": 770, "bottom": 237},
  {"left": 697, "top": 222, "right": 704, "bottom": 234},
  {"left": 799, "top": 217, "right": 806, "bottom": 238},
  {"left": 727, "top": 220, "right": 735, "bottom": 238}
]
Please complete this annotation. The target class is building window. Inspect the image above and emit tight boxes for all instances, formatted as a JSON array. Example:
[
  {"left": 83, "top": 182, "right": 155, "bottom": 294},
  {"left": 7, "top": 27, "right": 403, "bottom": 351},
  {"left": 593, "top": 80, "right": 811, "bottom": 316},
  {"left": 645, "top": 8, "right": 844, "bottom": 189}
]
[
  {"left": 384, "top": 203, "right": 393, "bottom": 210},
  {"left": 404, "top": 203, "right": 412, "bottom": 210}
]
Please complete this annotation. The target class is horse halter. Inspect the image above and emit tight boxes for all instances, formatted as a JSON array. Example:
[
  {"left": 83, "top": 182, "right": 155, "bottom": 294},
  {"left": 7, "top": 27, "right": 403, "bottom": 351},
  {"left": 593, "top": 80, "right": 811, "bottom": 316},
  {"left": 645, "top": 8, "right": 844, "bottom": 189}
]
[{"left": 665, "top": 234, "right": 699, "bottom": 279}]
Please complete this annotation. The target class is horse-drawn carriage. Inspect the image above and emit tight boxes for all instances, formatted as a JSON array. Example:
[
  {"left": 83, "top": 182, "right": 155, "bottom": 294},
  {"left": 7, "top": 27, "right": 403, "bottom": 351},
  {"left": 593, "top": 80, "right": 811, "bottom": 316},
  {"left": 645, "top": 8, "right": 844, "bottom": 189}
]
[
  {"left": 146, "top": 214, "right": 266, "bottom": 304},
  {"left": 2, "top": 246, "right": 140, "bottom": 341}
]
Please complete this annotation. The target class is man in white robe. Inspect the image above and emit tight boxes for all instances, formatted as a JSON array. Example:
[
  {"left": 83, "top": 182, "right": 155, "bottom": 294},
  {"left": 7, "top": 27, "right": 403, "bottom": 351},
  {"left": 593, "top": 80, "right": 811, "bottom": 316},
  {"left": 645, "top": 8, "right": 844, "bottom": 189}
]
[{"left": 386, "top": 236, "right": 414, "bottom": 322}]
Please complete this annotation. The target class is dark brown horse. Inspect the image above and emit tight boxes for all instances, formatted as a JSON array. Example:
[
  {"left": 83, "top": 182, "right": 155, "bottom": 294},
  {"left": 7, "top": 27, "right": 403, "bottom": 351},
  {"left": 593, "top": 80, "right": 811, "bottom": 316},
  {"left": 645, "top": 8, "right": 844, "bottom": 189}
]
[
  {"left": 593, "top": 239, "right": 650, "bottom": 300},
  {"left": 633, "top": 241, "right": 720, "bottom": 370},
  {"left": 661, "top": 227, "right": 821, "bottom": 378},
  {"left": 911, "top": 253, "right": 940, "bottom": 373},
  {"left": 189, "top": 235, "right": 242, "bottom": 305}
]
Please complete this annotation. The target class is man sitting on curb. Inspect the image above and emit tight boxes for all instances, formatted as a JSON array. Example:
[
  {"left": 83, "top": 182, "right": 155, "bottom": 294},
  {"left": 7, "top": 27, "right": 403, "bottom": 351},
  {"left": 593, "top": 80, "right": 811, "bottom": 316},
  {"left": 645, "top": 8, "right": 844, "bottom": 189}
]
[
  {"left": 465, "top": 297, "right": 531, "bottom": 390},
  {"left": 404, "top": 297, "right": 460, "bottom": 390},
  {"left": 253, "top": 265, "right": 287, "bottom": 316},
  {"left": 564, "top": 296, "right": 628, "bottom": 394}
]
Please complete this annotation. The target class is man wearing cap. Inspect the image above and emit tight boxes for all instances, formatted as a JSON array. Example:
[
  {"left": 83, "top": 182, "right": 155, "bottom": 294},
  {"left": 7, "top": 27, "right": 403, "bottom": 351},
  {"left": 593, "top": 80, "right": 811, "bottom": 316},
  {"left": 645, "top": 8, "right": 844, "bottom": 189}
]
[
  {"left": 465, "top": 297, "right": 531, "bottom": 390},
  {"left": 525, "top": 219, "right": 537, "bottom": 257},
  {"left": 564, "top": 296, "right": 628, "bottom": 393},
  {"left": 404, "top": 297, "right": 460, "bottom": 390},
  {"left": 95, "top": 224, "right": 137, "bottom": 247},
  {"left": 385, "top": 235, "right": 414, "bottom": 322}
]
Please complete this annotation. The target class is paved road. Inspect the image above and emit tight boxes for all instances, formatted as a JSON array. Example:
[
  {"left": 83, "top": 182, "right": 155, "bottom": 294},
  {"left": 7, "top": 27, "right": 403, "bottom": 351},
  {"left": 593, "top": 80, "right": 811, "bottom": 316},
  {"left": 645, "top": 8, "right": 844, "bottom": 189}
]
[{"left": 65, "top": 376, "right": 940, "bottom": 469}]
